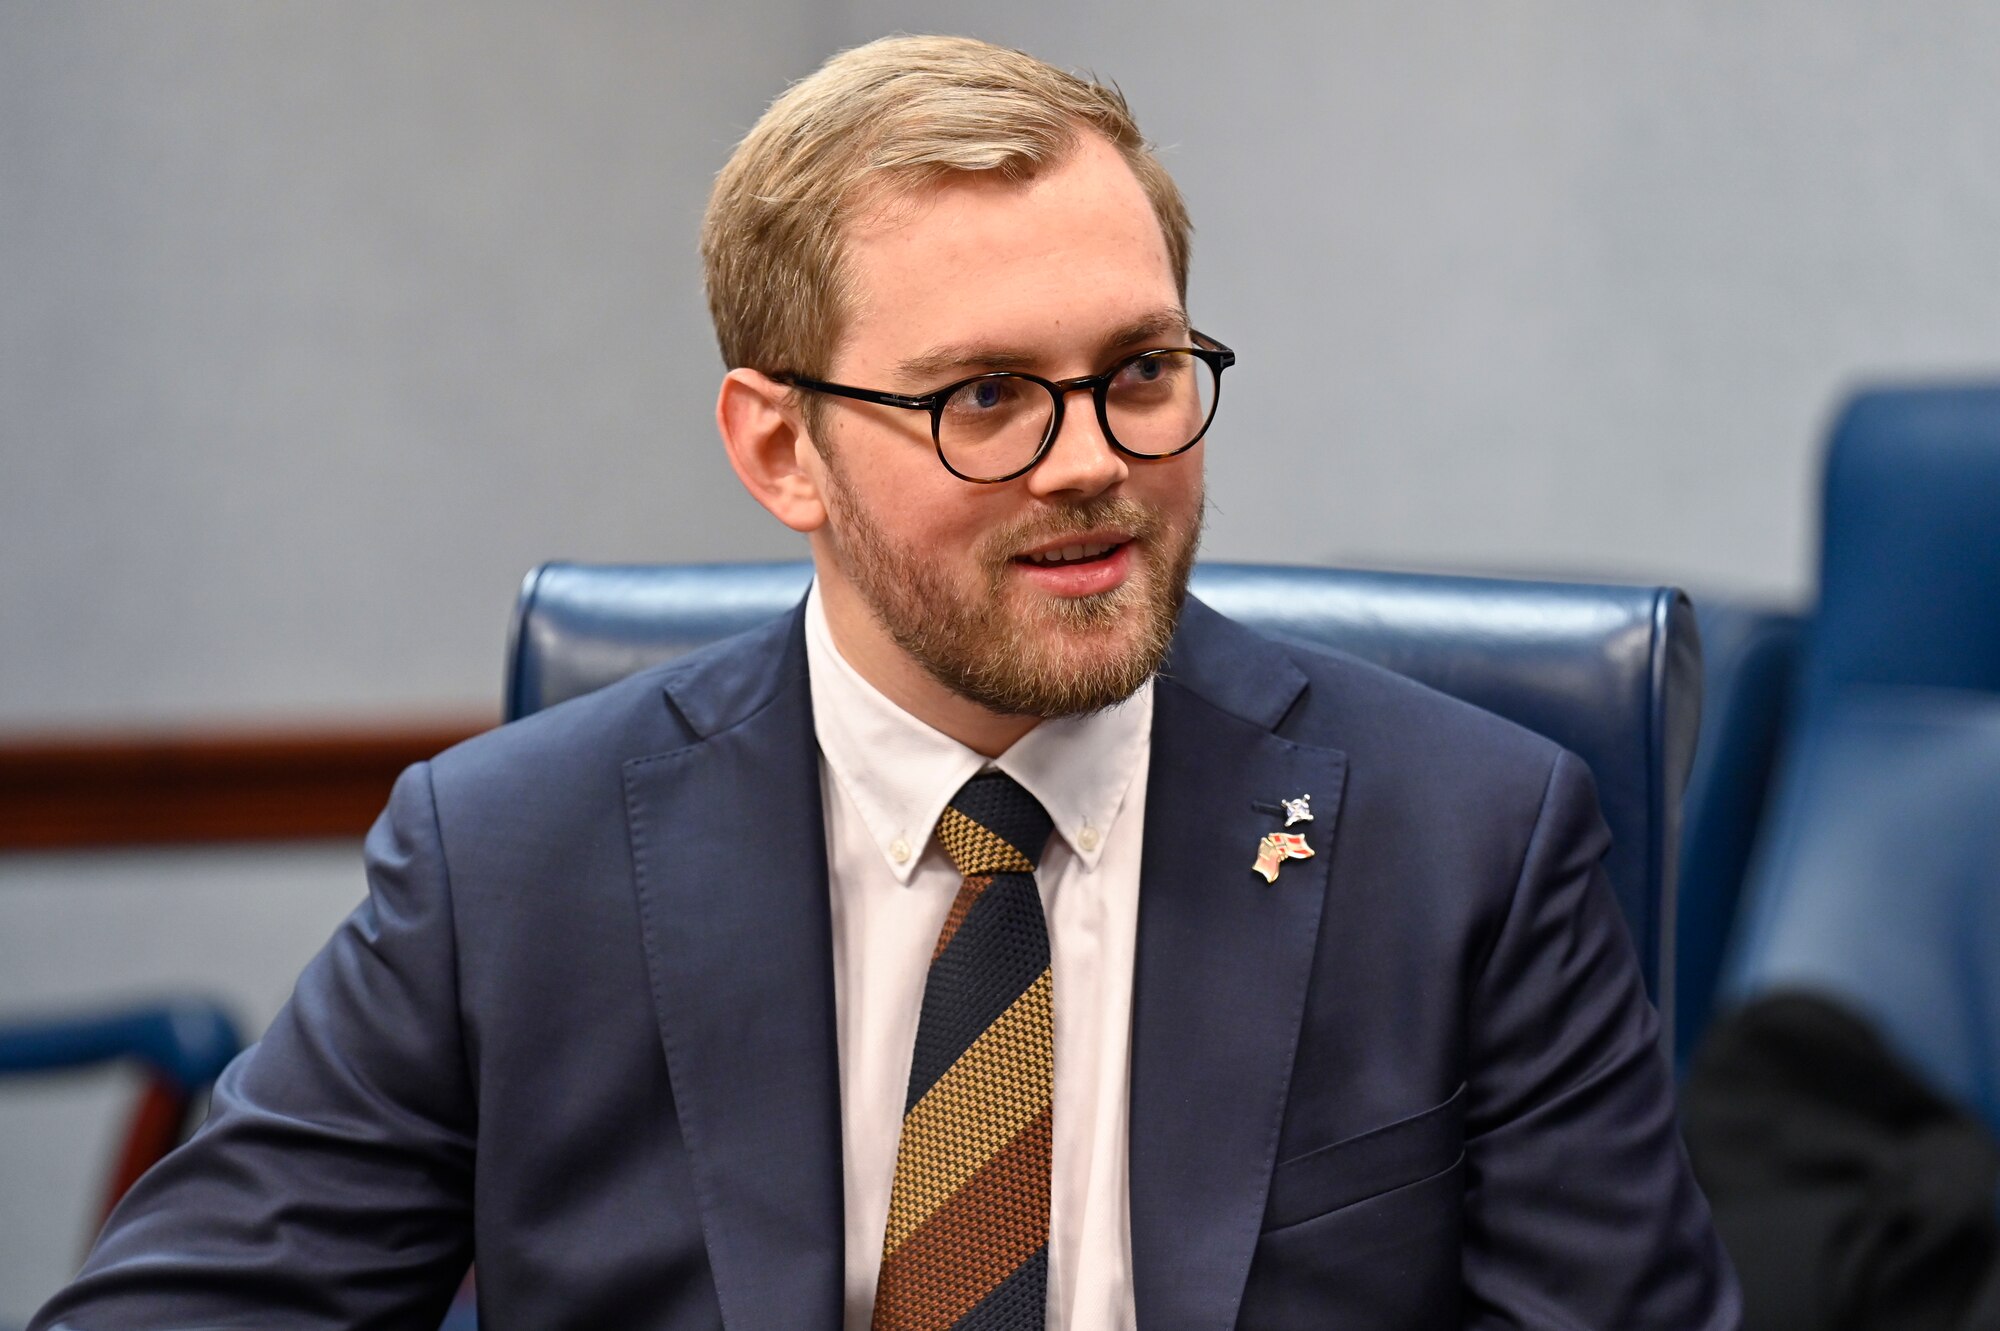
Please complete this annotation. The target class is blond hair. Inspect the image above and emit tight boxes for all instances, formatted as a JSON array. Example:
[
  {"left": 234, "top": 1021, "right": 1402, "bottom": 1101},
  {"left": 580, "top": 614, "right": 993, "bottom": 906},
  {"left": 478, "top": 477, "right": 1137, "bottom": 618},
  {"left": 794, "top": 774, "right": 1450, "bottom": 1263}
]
[{"left": 700, "top": 34, "right": 1192, "bottom": 388}]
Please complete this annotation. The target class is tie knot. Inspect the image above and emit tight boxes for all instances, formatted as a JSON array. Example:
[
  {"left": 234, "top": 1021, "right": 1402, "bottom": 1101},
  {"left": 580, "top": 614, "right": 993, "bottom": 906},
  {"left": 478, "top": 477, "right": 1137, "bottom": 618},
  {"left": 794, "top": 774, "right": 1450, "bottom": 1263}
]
[{"left": 936, "top": 771, "right": 1054, "bottom": 877}]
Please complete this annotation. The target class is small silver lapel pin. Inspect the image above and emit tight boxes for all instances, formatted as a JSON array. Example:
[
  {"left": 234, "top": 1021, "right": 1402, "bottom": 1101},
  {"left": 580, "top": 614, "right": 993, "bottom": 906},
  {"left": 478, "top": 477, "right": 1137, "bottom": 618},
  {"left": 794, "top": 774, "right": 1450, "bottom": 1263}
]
[{"left": 1281, "top": 793, "right": 1313, "bottom": 827}]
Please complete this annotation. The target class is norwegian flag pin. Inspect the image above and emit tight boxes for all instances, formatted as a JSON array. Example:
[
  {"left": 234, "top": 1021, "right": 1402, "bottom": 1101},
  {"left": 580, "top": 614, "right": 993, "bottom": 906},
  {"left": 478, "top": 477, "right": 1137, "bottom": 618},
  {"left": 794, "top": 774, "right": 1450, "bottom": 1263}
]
[{"left": 1252, "top": 831, "right": 1314, "bottom": 884}]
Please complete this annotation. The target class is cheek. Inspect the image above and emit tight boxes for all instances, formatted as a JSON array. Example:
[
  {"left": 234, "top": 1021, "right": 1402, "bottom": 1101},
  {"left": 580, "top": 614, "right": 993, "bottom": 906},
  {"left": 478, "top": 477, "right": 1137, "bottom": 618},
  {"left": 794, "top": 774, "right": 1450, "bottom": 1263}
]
[
  {"left": 922, "top": 497, "right": 1018, "bottom": 565},
  {"left": 1137, "top": 449, "right": 1206, "bottom": 521},
  {"left": 821, "top": 426, "right": 935, "bottom": 523},
  {"left": 834, "top": 454, "right": 1003, "bottom": 557}
]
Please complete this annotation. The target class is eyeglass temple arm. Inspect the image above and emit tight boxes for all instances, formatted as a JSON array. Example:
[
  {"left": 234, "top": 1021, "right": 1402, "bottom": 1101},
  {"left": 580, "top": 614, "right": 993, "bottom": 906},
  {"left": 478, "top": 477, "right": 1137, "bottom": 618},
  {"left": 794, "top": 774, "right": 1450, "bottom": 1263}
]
[
  {"left": 775, "top": 374, "right": 935, "bottom": 412},
  {"left": 1190, "top": 331, "right": 1236, "bottom": 370}
]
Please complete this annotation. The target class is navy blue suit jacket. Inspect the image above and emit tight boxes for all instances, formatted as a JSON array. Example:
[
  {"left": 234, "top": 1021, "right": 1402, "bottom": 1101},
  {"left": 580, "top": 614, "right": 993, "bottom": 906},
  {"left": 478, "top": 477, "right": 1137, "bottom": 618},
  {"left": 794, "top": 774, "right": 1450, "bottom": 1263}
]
[{"left": 37, "top": 599, "right": 1737, "bottom": 1329}]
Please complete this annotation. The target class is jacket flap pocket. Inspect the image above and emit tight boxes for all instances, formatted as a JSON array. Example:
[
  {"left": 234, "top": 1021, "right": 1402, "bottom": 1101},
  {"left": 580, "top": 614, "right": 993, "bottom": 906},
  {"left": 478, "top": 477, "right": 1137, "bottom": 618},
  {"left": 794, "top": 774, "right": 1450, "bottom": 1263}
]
[{"left": 1264, "top": 1082, "right": 1466, "bottom": 1229}]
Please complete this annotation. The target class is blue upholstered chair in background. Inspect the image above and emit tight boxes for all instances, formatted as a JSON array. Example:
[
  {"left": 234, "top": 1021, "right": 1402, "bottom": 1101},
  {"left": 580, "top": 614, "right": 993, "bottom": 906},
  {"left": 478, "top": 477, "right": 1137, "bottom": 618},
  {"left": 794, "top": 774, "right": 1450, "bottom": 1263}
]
[
  {"left": 0, "top": 1000, "right": 243, "bottom": 1231},
  {"left": 1716, "top": 383, "right": 2000, "bottom": 1132},
  {"left": 1675, "top": 603, "right": 1806, "bottom": 1068},
  {"left": 507, "top": 560, "right": 1703, "bottom": 1048}
]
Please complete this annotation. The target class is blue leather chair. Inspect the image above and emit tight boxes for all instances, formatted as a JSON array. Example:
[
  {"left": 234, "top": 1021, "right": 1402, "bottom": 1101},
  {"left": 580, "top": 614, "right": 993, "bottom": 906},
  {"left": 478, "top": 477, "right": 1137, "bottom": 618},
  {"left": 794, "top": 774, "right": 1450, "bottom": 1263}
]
[
  {"left": 508, "top": 560, "right": 1701, "bottom": 1050},
  {"left": 1674, "top": 602, "right": 1805, "bottom": 1068},
  {"left": 0, "top": 999, "right": 243, "bottom": 1228},
  {"left": 1720, "top": 383, "right": 2000, "bottom": 1133}
]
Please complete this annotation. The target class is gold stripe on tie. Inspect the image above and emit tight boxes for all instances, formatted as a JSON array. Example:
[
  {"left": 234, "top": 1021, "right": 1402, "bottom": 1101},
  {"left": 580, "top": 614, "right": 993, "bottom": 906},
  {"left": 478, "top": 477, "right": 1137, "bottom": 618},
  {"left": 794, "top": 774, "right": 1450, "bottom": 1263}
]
[
  {"left": 935, "top": 806, "right": 1036, "bottom": 875},
  {"left": 881, "top": 967, "right": 1054, "bottom": 1254}
]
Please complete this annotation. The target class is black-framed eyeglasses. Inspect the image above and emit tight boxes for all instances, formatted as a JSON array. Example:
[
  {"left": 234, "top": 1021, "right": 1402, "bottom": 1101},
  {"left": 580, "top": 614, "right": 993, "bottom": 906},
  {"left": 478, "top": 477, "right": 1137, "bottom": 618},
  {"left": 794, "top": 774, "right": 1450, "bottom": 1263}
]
[{"left": 773, "top": 331, "right": 1236, "bottom": 483}]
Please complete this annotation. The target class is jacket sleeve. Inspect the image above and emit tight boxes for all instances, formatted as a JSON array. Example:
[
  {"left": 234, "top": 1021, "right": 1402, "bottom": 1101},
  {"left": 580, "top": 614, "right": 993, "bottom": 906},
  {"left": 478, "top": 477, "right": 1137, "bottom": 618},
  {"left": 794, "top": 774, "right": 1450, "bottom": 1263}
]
[
  {"left": 1462, "top": 748, "right": 1742, "bottom": 1329},
  {"left": 32, "top": 763, "right": 475, "bottom": 1331}
]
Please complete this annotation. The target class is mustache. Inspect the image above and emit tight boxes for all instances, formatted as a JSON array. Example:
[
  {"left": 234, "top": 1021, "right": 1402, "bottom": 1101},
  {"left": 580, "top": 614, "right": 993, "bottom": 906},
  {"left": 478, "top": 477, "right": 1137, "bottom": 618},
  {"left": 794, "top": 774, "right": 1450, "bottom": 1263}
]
[{"left": 980, "top": 497, "right": 1166, "bottom": 561}]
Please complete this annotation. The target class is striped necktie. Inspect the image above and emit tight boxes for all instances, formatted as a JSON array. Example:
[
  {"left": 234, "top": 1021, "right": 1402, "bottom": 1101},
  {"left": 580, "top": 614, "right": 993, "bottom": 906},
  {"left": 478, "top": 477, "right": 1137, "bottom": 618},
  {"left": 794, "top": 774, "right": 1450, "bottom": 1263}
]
[{"left": 873, "top": 770, "right": 1055, "bottom": 1331}]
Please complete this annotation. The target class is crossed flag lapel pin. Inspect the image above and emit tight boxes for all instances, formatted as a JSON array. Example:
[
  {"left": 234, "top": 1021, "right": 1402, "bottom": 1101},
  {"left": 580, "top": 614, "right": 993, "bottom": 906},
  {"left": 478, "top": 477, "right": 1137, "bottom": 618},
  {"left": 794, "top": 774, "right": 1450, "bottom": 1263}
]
[{"left": 1252, "top": 793, "right": 1315, "bottom": 884}]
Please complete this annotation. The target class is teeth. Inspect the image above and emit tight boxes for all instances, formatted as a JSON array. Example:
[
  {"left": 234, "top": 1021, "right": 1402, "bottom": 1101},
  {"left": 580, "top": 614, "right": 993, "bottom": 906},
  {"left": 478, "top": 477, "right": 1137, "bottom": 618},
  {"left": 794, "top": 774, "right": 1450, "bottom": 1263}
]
[{"left": 1026, "top": 542, "right": 1115, "bottom": 566}]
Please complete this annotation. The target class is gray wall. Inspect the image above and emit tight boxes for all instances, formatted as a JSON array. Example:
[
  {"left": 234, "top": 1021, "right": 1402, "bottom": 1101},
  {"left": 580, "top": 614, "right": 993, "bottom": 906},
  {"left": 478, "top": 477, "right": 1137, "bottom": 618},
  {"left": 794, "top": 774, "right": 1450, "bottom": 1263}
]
[
  {"left": 844, "top": 1, "right": 2000, "bottom": 597},
  {"left": 1, "top": 2, "right": 834, "bottom": 729},
  {"left": 6, "top": 4, "right": 2000, "bottom": 729},
  {"left": 3, "top": 1, "right": 1998, "bottom": 1318}
]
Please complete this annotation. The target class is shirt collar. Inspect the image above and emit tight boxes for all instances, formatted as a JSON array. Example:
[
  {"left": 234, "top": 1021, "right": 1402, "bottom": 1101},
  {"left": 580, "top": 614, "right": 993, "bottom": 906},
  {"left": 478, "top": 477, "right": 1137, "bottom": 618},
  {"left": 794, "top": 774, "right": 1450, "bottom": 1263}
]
[{"left": 804, "top": 581, "right": 1152, "bottom": 884}]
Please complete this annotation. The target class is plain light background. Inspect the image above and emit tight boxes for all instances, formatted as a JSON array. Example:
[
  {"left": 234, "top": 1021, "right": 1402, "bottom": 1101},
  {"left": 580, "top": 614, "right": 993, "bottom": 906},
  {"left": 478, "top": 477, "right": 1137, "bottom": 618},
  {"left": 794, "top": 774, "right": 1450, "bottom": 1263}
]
[{"left": 3, "top": 2, "right": 1997, "bottom": 1317}]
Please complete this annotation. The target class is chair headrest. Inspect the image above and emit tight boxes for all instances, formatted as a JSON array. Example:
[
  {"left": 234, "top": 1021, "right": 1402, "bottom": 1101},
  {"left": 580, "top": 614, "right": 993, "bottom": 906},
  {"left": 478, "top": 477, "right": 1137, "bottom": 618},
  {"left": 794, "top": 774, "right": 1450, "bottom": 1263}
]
[{"left": 1812, "top": 383, "right": 2000, "bottom": 701}]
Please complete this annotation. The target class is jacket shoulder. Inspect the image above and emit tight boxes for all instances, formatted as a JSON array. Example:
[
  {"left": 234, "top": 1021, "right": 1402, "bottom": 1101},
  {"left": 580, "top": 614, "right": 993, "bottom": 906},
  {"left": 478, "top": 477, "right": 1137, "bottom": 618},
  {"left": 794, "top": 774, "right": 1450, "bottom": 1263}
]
[
  {"left": 1175, "top": 598, "right": 1563, "bottom": 781},
  {"left": 418, "top": 607, "right": 802, "bottom": 828},
  {"left": 1285, "top": 635, "right": 1560, "bottom": 772}
]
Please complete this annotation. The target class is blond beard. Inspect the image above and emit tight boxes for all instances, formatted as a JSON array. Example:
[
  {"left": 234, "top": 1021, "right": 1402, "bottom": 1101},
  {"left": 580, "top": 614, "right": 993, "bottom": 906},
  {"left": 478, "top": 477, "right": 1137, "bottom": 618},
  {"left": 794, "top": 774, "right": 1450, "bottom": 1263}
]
[{"left": 818, "top": 461, "right": 1201, "bottom": 719}]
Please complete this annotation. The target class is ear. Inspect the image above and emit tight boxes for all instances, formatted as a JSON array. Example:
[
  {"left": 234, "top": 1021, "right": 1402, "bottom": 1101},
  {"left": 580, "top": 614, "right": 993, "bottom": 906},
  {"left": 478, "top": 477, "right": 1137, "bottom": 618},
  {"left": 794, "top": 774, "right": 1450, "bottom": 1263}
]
[{"left": 716, "top": 368, "right": 827, "bottom": 533}]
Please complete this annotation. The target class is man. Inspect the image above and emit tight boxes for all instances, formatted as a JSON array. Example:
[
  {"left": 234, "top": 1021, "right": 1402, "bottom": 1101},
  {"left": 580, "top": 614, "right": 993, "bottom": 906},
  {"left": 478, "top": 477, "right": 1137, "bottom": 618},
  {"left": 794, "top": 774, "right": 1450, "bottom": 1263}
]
[{"left": 37, "top": 35, "right": 1738, "bottom": 1331}]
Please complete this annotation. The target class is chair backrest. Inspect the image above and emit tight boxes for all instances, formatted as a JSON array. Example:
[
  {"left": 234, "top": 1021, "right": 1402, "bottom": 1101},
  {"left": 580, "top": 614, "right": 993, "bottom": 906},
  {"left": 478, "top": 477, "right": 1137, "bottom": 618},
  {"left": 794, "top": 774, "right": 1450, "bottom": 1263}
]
[
  {"left": 507, "top": 561, "right": 1701, "bottom": 1042},
  {"left": 1725, "top": 384, "right": 2000, "bottom": 1106}
]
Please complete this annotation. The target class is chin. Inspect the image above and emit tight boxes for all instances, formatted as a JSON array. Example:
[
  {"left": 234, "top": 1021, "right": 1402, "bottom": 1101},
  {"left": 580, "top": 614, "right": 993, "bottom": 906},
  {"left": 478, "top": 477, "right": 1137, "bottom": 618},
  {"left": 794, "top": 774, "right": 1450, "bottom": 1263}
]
[{"left": 946, "top": 588, "right": 1178, "bottom": 720}]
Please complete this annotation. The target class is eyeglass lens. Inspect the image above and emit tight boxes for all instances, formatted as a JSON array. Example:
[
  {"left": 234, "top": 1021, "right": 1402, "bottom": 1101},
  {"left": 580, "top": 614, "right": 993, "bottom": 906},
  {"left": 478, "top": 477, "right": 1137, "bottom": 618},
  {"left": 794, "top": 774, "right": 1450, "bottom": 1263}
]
[{"left": 937, "top": 350, "right": 1219, "bottom": 481}]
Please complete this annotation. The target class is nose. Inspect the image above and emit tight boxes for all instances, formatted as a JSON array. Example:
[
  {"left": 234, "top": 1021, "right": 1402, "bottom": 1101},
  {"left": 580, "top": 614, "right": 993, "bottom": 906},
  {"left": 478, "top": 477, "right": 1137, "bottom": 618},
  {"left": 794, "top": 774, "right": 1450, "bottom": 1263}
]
[{"left": 1026, "top": 384, "right": 1129, "bottom": 499}]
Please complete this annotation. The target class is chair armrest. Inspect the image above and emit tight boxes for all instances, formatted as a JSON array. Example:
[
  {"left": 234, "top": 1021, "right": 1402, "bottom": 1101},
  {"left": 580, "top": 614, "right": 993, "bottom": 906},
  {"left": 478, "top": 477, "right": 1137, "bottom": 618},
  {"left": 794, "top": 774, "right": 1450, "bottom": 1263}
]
[{"left": 0, "top": 999, "right": 243, "bottom": 1094}]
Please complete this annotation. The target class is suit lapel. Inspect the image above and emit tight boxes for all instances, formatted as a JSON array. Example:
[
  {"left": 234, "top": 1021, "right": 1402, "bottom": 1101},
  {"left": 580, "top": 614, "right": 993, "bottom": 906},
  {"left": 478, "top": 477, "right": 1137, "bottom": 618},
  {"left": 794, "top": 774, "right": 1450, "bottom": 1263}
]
[
  {"left": 623, "top": 611, "right": 844, "bottom": 1329},
  {"left": 1130, "top": 600, "right": 1349, "bottom": 1330}
]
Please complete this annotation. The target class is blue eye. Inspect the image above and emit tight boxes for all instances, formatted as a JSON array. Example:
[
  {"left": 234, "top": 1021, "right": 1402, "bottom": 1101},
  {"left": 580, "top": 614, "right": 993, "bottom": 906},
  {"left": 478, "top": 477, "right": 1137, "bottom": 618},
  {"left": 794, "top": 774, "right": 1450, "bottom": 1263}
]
[
  {"left": 947, "top": 376, "right": 1029, "bottom": 417},
  {"left": 1114, "top": 354, "right": 1181, "bottom": 391}
]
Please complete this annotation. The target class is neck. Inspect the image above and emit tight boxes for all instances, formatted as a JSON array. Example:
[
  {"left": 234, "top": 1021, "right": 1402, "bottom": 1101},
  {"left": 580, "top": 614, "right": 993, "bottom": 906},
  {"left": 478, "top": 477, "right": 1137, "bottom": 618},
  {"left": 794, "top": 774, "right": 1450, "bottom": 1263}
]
[{"left": 815, "top": 573, "right": 1039, "bottom": 759}]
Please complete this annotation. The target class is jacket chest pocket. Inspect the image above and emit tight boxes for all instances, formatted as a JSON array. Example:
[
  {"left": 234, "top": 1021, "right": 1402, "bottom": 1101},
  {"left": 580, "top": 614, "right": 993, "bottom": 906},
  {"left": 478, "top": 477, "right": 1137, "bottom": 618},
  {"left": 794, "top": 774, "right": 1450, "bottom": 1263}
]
[{"left": 1262, "top": 1082, "right": 1466, "bottom": 1231}]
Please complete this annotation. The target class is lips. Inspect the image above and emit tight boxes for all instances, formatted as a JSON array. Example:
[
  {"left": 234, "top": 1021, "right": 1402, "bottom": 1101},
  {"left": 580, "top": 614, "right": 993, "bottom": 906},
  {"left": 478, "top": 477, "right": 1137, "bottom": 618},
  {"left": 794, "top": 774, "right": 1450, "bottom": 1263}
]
[
  {"left": 1008, "top": 535, "right": 1136, "bottom": 599},
  {"left": 999, "top": 508, "right": 1155, "bottom": 599},
  {"left": 1019, "top": 541, "right": 1121, "bottom": 567}
]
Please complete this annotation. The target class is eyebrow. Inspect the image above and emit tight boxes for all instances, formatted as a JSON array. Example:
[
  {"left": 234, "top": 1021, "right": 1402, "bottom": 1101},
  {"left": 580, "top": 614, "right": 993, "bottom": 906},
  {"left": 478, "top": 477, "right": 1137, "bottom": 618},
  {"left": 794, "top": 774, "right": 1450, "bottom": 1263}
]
[{"left": 891, "top": 306, "right": 1191, "bottom": 385}]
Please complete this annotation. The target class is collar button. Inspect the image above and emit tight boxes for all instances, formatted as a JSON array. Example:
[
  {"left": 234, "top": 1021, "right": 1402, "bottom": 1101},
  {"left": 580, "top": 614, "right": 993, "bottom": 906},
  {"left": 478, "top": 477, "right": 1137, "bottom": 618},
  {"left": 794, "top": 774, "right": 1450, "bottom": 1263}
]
[{"left": 889, "top": 837, "right": 912, "bottom": 864}]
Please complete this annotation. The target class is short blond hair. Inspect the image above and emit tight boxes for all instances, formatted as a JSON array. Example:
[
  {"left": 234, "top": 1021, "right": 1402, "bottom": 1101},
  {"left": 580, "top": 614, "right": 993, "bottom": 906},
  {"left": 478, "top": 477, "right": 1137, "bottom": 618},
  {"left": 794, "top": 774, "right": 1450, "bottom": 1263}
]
[{"left": 700, "top": 34, "right": 1192, "bottom": 384}]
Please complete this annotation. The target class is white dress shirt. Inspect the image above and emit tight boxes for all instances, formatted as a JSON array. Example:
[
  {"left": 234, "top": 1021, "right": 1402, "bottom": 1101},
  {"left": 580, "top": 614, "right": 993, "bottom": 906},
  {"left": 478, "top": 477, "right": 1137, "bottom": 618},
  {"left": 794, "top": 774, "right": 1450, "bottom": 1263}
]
[{"left": 804, "top": 583, "right": 1149, "bottom": 1331}]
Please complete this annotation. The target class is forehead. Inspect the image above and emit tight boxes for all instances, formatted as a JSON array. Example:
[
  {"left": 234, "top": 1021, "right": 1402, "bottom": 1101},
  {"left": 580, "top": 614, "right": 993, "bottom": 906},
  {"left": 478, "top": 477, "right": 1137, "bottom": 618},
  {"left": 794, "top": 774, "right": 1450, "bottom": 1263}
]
[{"left": 832, "top": 134, "right": 1181, "bottom": 377}]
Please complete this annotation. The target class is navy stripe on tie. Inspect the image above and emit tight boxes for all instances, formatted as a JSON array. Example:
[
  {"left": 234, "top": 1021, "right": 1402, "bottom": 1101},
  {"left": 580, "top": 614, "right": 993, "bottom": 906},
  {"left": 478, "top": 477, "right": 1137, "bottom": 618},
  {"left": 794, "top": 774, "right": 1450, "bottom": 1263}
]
[
  {"left": 904, "top": 875, "right": 1049, "bottom": 1113},
  {"left": 948, "top": 1245, "right": 1048, "bottom": 1330},
  {"left": 950, "top": 774, "right": 1055, "bottom": 866}
]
